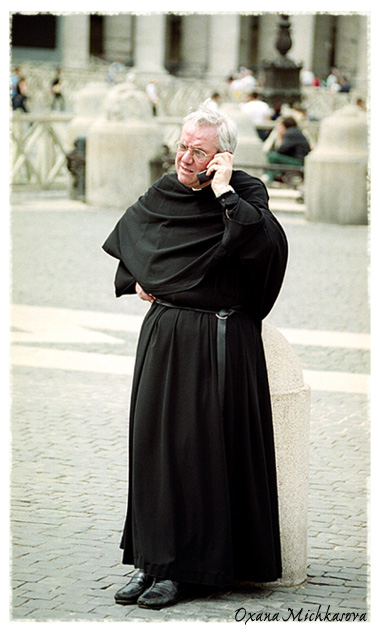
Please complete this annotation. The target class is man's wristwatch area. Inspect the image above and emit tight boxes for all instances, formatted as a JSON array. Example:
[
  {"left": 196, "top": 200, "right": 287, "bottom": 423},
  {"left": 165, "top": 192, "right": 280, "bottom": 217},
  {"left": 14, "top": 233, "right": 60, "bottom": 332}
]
[
  {"left": 214, "top": 185, "right": 235, "bottom": 198},
  {"left": 215, "top": 186, "right": 238, "bottom": 218}
]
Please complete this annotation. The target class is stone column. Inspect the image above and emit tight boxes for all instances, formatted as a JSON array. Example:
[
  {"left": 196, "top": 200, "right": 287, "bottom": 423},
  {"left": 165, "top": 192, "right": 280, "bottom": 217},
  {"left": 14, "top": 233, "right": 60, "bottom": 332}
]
[
  {"left": 180, "top": 15, "right": 209, "bottom": 77},
  {"left": 207, "top": 14, "right": 241, "bottom": 80},
  {"left": 355, "top": 15, "right": 369, "bottom": 96},
  {"left": 335, "top": 14, "right": 366, "bottom": 83},
  {"left": 290, "top": 14, "right": 315, "bottom": 74},
  {"left": 60, "top": 14, "right": 90, "bottom": 68},
  {"left": 256, "top": 14, "right": 278, "bottom": 65},
  {"left": 133, "top": 14, "right": 167, "bottom": 77},
  {"left": 103, "top": 14, "right": 134, "bottom": 64}
]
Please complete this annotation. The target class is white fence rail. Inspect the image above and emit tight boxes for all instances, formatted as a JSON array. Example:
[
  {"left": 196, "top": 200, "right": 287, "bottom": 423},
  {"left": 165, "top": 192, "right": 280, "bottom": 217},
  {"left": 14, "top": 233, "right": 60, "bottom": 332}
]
[
  {"left": 11, "top": 111, "right": 321, "bottom": 191},
  {"left": 11, "top": 112, "right": 74, "bottom": 188}
]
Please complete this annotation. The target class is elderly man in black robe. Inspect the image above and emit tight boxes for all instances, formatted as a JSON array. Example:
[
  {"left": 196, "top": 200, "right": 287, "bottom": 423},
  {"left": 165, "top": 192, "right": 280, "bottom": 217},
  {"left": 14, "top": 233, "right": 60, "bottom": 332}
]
[{"left": 103, "top": 99, "right": 288, "bottom": 610}]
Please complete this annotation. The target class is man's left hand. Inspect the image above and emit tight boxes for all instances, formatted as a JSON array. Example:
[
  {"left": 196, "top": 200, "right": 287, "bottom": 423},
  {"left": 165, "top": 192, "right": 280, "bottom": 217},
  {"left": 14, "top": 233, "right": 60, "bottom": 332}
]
[{"left": 135, "top": 282, "right": 156, "bottom": 303}]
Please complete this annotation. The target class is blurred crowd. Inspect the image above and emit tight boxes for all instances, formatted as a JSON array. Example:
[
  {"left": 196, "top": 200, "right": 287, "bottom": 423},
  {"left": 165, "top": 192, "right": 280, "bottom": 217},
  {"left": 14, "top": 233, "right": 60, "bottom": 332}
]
[
  {"left": 10, "top": 61, "right": 359, "bottom": 117},
  {"left": 10, "top": 67, "right": 29, "bottom": 112}
]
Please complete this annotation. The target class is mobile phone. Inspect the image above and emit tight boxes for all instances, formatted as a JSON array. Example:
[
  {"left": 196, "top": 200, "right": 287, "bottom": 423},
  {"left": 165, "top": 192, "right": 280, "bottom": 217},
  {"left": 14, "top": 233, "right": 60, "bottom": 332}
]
[{"left": 197, "top": 170, "right": 215, "bottom": 184}]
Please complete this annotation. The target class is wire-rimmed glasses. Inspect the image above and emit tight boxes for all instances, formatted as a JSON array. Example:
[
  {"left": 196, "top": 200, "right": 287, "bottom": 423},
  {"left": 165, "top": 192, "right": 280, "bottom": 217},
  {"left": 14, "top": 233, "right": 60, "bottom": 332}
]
[{"left": 175, "top": 140, "right": 215, "bottom": 163}]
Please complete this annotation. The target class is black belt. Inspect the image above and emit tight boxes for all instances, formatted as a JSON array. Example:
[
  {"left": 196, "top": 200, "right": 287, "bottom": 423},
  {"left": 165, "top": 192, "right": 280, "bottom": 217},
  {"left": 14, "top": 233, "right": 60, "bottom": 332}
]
[{"left": 154, "top": 299, "right": 244, "bottom": 413}]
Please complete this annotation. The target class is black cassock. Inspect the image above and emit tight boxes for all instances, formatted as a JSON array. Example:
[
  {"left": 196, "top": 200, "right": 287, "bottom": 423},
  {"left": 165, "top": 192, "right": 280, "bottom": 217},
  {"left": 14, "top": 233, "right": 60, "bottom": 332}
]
[{"left": 103, "top": 170, "right": 288, "bottom": 587}]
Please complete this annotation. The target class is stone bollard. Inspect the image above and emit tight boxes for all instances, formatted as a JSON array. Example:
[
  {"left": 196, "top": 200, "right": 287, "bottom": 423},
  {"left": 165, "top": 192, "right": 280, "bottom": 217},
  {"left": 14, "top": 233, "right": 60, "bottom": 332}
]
[
  {"left": 259, "top": 322, "right": 311, "bottom": 587},
  {"left": 66, "top": 82, "right": 110, "bottom": 150},
  {"left": 86, "top": 82, "right": 163, "bottom": 209},
  {"left": 304, "top": 105, "right": 368, "bottom": 224},
  {"left": 220, "top": 103, "right": 266, "bottom": 177}
]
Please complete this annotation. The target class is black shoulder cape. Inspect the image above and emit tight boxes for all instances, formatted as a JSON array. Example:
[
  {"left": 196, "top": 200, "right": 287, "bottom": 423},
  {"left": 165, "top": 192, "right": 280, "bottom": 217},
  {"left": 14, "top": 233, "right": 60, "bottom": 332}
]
[{"left": 102, "top": 171, "right": 288, "bottom": 320}]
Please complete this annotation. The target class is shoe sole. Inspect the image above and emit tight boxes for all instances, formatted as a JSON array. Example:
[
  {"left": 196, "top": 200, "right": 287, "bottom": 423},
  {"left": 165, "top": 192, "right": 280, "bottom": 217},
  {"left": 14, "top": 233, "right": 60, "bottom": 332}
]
[
  {"left": 138, "top": 600, "right": 178, "bottom": 610},
  {"left": 115, "top": 590, "right": 149, "bottom": 605},
  {"left": 115, "top": 597, "right": 139, "bottom": 605},
  {"left": 137, "top": 591, "right": 185, "bottom": 610}
]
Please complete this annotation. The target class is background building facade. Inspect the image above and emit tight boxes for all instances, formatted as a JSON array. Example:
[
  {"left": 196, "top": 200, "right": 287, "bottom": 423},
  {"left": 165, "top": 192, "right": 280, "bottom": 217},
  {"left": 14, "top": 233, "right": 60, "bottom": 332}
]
[{"left": 11, "top": 12, "right": 368, "bottom": 94}]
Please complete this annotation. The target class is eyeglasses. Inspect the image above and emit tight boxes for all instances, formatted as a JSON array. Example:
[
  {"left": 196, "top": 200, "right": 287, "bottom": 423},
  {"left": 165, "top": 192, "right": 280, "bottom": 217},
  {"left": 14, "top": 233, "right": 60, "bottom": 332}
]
[{"left": 175, "top": 140, "right": 215, "bottom": 163}]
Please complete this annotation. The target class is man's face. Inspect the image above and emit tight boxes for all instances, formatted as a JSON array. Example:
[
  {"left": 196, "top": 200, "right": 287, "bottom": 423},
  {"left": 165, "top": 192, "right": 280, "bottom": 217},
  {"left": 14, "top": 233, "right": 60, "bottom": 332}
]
[{"left": 175, "top": 123, "right": 219, "bottom": 189}]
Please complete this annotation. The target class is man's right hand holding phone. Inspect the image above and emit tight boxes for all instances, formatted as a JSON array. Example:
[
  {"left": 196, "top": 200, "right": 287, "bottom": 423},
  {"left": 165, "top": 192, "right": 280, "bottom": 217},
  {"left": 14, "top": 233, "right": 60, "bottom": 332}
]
[{"left": 206, "top": 151, "right": 234, "bottom": 198}]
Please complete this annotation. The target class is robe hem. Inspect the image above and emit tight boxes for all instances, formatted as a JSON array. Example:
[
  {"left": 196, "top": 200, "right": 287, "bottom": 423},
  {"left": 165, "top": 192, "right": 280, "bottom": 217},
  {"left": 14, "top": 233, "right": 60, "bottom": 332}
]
[{"left": 121, "top": 551, "right": 281, "bottom": 587}]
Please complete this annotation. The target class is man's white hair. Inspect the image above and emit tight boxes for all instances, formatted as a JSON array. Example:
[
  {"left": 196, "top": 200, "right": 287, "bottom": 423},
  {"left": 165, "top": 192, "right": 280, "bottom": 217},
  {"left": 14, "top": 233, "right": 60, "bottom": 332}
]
[{"left": 182, "top": 99, "right": 238, "bottom": 153}]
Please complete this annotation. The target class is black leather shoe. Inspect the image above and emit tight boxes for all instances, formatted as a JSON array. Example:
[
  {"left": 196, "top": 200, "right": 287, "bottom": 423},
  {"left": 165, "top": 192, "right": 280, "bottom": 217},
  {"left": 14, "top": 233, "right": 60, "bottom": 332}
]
[
  {"left": 114, "top": 570, "right": 153, "bottom": 605},
  {"left": 137, "top": 578, "right": 184, "bottom": 609}
]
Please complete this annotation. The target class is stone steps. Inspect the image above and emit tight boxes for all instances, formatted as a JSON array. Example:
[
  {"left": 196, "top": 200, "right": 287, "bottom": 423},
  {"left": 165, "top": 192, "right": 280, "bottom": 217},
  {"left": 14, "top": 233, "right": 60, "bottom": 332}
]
[{"left": 268, "top": 186, "right": 306, "bottom": 214}]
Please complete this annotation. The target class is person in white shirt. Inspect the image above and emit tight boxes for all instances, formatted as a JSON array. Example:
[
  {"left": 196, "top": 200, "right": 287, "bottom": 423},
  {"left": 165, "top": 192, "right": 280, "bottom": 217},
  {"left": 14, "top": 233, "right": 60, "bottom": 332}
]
[
  {"left": 241, "top": 92, "right": 272, "bottom": 140},
  {"left": 146, "top": 78, "right": 159, "bottom": 116}
]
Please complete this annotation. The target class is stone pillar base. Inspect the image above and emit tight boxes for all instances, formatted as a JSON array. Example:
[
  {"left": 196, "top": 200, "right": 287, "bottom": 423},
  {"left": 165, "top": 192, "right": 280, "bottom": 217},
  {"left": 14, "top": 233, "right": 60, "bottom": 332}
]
[
  {"left": 87, "top": 120, "right": 163, "bottom": 209},
  {"left": 304, "top": 104, "right": 368, "bottom": 225},
  {"left": 258, "top": 323, "right": 311, "bottom": 587},
  {"left": 86, "top": 85, "right": 163, "bottom": 209}
]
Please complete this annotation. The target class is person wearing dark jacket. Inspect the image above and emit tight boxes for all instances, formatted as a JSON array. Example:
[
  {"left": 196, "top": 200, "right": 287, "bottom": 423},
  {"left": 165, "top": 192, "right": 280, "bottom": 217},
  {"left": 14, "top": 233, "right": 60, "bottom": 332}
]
[
  {"left": 266, "top": 116, "right": 311, "bottom": 183},
  {"left": 103, "top": 101, "right": 288, "bottom": 610}
]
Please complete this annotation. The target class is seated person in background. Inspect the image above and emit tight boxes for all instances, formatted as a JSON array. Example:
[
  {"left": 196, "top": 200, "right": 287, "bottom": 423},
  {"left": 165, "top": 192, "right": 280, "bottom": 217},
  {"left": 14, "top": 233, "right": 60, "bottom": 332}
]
[{"left": 266, "top": 117, "right": 311, "bottom": 183}]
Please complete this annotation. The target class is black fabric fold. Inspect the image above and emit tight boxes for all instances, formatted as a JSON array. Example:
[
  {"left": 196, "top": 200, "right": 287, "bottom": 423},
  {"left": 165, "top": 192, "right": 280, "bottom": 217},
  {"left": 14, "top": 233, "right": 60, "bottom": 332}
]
[{"left": 102, "top": 170, "right": 287, "bottom": 321}]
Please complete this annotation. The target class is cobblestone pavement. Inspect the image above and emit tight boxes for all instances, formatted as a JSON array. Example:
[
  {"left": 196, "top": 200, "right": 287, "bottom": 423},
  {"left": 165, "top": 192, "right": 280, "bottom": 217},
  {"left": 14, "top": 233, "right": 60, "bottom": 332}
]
[{"left": 9, "top": 190, "right": 371, "bottom": 624}]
